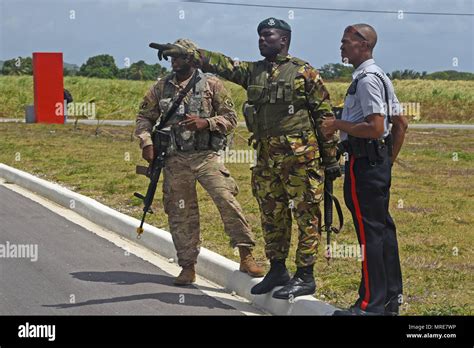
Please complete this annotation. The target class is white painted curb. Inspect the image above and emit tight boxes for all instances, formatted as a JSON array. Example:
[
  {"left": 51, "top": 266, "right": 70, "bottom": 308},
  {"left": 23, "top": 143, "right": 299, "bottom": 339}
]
[{"left": 0, "top": 163, "right": 337, "bottom": 315}]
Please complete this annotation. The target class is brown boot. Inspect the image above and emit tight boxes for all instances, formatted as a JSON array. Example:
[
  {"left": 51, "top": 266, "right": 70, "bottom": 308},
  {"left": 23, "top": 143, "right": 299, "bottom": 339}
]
[
  {"left": 174, "top": 264, "right": 196, "bottom": 286},
  {"left": 239, "top": 247, "right": 265, "bottom": 277}
]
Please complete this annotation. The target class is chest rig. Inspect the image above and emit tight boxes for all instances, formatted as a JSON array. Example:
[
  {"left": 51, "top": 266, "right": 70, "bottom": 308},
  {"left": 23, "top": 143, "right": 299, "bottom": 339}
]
[
  {"left": 242, "top": 57, "right": 312, "bottom": 140},
  {"left": 158, "top": 71, "right": 226, "bottom": 153}
]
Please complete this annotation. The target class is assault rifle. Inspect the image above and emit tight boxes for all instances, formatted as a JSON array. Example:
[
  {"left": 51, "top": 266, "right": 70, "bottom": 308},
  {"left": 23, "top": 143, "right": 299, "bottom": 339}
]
[{"left": 305, "top": 93, "right": 344, "bottom": 261}]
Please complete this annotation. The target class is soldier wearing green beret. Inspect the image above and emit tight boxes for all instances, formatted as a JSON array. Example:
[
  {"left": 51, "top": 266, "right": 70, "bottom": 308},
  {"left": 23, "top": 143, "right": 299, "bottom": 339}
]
[{"left": 151, "top": 18, "right": 340, "bottom": 299}]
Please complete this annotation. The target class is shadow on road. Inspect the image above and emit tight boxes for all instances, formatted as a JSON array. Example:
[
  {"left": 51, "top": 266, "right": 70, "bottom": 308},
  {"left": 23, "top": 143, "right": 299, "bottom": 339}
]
[
  {"left": 69, "top": 270, "right": 235, "bottom": 295},
  {"left": 70, "top": 271, "right": 175, "bottom": 286},
  {"left": 41, "top": 271, "right": 236, "bottom": 311},
  {"left": 42, "top": 292, "right": 235, "bottom": 311}
]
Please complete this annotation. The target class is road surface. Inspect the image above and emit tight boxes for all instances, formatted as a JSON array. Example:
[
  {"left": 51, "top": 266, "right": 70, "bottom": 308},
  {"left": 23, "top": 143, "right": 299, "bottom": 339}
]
[{"left": 0, "top": 184, "right": 262, "bottom": 315}]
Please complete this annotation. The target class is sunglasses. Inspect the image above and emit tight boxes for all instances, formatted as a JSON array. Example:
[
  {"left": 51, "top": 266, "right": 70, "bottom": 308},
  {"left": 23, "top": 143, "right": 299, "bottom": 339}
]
[{"left": 344, "top": 26, "right": 368, "bottom": 41}]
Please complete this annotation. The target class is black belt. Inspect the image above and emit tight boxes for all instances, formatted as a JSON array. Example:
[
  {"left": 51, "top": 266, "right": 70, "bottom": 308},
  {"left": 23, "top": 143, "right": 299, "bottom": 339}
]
[{"left": 339, "top": 134, "right": 393, "bottom": 162}]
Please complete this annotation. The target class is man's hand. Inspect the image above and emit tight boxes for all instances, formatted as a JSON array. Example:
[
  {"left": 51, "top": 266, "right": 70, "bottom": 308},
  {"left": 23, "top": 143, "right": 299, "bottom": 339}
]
[
  {"left": 390, "top": 115, "right": 408, "bottom": 164},
  {"left": 142, "top": 145, "right": 154, "bottom": 163},
  {"left": 178, "top": 114, "right": 209, "bottom": 131},
  {"left": 324, "top": 160, "right": 342, "bottom": 181},
  {"left": 149, "top": 42, "right": 188, "bottom": 61},
  {"left": 321, "top": 116, "right": 338, "bottom": 139}
]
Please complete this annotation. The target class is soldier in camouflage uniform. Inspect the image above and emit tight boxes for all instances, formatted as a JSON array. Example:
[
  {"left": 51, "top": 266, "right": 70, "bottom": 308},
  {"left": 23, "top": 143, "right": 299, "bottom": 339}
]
[
  {"left": 152, "top": 19, "right": 340, "bottom": 299},
  {"left": 135, "top": 39, "right": 265, "bottom": 286}
]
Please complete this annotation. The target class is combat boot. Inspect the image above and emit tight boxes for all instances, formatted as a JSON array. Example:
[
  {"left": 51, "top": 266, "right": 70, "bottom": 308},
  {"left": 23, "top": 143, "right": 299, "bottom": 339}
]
[
  {"left": 174, "top": 264, "right": 196, "bottom": 286},
  {"left": 251, "top": 259, "right": 290, "bottom": 295},
  {"left": 272, "top": 265, "right": 316, "bottom": 299},
  {"left": 238, "top": 246, "right": 265, "bottom": 277}
]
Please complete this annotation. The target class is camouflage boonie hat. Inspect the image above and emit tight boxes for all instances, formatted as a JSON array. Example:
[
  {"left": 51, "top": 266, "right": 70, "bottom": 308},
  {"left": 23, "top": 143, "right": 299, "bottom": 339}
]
[
  {"left": 257, "top": 17, "right": 292, "bottom": 34},
  {"left": 173, "top": 38, "right": 198, "bottom": 55},
  {"left": 173, "top": 39, "right": 200, "bottom": 61}
]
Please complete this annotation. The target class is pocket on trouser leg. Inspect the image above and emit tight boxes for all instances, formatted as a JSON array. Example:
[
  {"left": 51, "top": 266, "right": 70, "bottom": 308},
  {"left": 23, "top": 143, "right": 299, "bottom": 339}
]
[
  {"left": 285, "top": 162, "right": 324, "bottom": 213},
  {"left": 251, "top": 166, "right": 278, "bottom": 215},
  {"left": 251, "top": 166, "right": 265, "bottom": 200},
  {"left": 219, "top": 167, "right": 239, "bottom": 196},
  {"left": 285, "top": 134, "right": 319, "bottom": 161},
  {"left": 306, "top": 166, "right": 324, "bottom": 204}
]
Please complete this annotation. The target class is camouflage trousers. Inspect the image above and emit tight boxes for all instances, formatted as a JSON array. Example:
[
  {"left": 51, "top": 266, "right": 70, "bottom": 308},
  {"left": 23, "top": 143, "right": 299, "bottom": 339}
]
[
  {"left": 251, "top": 132, "right": 324, "bottom": 267},
  {"left": 163, "top": 150, "right": 255, "bottom": 267}
]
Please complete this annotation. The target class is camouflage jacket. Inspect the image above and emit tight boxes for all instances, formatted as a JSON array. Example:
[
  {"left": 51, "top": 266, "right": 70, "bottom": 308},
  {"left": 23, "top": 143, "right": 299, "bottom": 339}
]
[
  {"left": 135, "top": 70, "right": 237, "bottom": 149},
  {"left": 196, "top": 50, "right": 338, "bottom": 161}
]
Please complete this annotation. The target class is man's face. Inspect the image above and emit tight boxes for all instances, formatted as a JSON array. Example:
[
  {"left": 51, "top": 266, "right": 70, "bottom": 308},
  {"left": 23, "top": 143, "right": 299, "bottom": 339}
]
[
  {"left": 171, "top": 55, "right": 191, "bottom": 73},
  {"left": 340, "top": 32, "right": 366, "bottom": 65},
  {"left": 258, "top": 28, "right": 287, "bottom": 57}
]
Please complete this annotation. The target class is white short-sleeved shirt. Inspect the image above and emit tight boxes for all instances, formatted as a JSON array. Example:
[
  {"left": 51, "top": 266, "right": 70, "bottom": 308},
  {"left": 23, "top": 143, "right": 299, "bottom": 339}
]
[{"left": 340, "top": 59, "right": 400, "bottom": 141}]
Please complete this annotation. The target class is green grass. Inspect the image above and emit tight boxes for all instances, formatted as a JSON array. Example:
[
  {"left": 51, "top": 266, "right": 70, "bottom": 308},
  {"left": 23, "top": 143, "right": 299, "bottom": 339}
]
[
  {"left": 0, "top": 122, "right": 472, "bottom": 315},
  {"left": 1, "top": 76, "right": 474, "bottom": 123}
]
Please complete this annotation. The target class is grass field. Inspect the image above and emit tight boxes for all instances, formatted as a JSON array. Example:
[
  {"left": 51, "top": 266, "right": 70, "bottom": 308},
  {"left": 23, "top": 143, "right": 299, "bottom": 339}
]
[
  {"left": 0, "top": 122, "right": 472, "bottom": 315},
  {"left": 1, "top": 76, "right": 474, "bottom": 123}
]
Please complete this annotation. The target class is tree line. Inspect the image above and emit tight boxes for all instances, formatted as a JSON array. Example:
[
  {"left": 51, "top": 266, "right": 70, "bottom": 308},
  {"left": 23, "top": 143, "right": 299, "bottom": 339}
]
[
  {"left": 1, "top": 57, "right": 473, "bottom": 81},
  {"left": 0, "top": 55, "right": 168, "bottom": 80},
  {"left": 317, "top": 64, "right": 474, "bottom": 81}
]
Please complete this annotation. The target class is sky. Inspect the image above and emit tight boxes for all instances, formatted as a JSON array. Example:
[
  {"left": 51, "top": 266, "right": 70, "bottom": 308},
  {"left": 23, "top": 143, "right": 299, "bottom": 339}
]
[{"left": 0, "top": 0, "right": 473, "bottom": 73}]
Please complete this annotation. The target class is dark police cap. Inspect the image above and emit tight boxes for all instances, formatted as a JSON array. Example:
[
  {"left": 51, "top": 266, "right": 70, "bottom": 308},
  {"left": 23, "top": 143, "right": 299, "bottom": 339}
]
[{"left": 257, "top": 17, "right": 292, "bottom": 34}]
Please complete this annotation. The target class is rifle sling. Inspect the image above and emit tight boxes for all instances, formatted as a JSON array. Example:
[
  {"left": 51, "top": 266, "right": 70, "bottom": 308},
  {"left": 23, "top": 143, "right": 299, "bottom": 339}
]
[
  {"left": 325, "top": 185, "right": 344, "bottom": 233},
  {"left": 156, "top": 69, "right": 201, "bottom": 131}
]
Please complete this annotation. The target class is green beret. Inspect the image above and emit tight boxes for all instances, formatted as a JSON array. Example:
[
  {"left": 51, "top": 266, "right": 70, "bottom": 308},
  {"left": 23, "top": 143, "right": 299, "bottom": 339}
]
[{"left": 257, "top": 17, "right": 292, "bottom": 34}]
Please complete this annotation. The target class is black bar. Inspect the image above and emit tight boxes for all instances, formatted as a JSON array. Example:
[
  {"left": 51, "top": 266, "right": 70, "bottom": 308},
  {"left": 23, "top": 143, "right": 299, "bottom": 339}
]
[{"left": 0, "top": 315, "right": 471, "bottom": 345}]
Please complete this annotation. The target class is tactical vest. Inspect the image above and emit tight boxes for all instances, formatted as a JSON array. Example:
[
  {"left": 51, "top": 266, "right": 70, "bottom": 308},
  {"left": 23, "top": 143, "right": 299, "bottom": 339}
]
[
  {"left": 243, "top": 57, "right": 312, "bottom": 140},
  {"left": 158, "top": 71, "right": 226, "bottom": 153}
]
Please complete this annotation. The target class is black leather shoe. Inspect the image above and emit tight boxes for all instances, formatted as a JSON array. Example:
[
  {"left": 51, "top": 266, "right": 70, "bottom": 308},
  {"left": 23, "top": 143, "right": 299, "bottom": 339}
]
[
  {"left": 333, "top": 305, "right": 384, "bottom": 316},
  {"left": 272, "top": 265, "right": 316, "bottom": 300},
  {"left": 251, "top": 259, "right": 290, "bottom": 295},
  {"left": 272, "top": 276, "right": 316, "bottom": 299}
]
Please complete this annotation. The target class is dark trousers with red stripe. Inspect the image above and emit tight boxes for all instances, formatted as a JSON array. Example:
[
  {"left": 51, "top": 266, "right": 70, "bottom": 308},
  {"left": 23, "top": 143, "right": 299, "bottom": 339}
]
[{"left": 343, "top": 147, "right": 403, "bottom": 313}]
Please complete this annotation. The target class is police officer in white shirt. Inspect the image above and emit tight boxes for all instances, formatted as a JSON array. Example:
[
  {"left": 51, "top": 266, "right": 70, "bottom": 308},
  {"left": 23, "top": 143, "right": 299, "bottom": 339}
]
[{"left": 322, "top": 24, "right": 408, "bottom": 316}]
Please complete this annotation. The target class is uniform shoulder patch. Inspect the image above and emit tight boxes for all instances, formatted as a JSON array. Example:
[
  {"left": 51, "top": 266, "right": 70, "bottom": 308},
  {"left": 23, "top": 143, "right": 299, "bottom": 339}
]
[{"left": 223, "top": 97, "right": 234, "bottom": 108}]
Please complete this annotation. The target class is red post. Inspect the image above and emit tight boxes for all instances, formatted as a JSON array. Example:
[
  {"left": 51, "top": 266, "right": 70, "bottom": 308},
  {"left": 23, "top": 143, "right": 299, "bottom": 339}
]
[{"left": 33, "top": 52, "right": 64, "bottom": 124}]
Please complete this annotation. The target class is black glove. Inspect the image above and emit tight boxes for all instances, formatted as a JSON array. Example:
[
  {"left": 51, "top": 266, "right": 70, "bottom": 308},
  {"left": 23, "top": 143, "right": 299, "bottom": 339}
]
[
  {"left": 149, "top": 42, "right": 189, "bottom": 61},
  {"left": 324, "top": 160, "right": 342, "bottom": 181}
]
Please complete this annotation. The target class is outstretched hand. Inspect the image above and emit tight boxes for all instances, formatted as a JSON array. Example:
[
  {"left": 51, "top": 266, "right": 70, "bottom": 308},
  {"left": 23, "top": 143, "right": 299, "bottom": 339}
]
[{"left": 149, "top": 42, "right": 188, "bottom": 61}]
